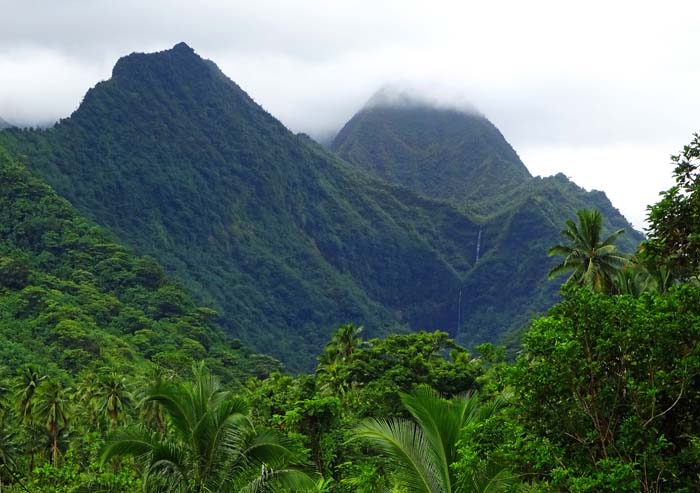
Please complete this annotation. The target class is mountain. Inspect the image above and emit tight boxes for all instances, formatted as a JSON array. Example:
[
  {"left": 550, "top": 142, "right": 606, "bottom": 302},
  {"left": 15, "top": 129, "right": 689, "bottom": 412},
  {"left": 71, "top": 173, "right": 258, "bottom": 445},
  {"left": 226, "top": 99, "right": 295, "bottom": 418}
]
[
  {"left": 332, "top": 96, "right": 644, "bottom": 340},
  {"left": 0, "top": 43, "right": 641, "bottom": 370},
  {"left": 0, "top": 116, "right": 11, "bottom": 129},
  {"left": 0, "top": 145, "right": 278, "bottom": 381},
  {"left": 332, "top": 98, "right": 531, "bottom": 212}
]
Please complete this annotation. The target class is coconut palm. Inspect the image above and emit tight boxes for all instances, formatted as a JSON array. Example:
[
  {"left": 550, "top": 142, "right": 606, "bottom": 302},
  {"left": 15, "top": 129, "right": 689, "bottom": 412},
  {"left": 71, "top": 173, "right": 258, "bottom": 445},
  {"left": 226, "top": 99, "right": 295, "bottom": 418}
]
[
  {"left": 332, "top": 324, "right": 363, "bottom": 359},
  {"left": 13, "top": 365, "right": 45, "bottom": 426},
  {"left": 135, "top": 367, "right": 174, "bottom": 434},
  {"left": 353, "top": 386, "right": 513, "bottom": 493},
  {"left": 94, "top": 373, "right": 133, "bottom": 428},
  {"left": 34, "top": 380, "right": 69, "bottom": 465},
  {"left": 547, "top": 209, "right": 628, "bottom": 292},
  {"left": 13, "top": 366, "right": 46, "bottom": 472},
  {"left": 101, "top": 364, "right": 315, "bottom": 492},
  {"left": 0, "top": 416, "right": 18, "bottom": 477}
]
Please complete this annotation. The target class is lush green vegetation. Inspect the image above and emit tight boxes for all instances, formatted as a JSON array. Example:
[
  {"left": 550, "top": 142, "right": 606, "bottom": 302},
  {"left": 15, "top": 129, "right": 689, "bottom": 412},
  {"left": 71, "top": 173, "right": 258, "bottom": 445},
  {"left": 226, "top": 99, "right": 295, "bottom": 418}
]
[
  {"left": 0, "top": 43, "right": 640, "bottom": 370},
  {"left": 0, "top": 146, "right": 282, "bottom": 490},
  {"left": 331, "top": 103, "right": 532, "bottom": 208},
  {"left": 332, "top": 101, "right": 643, "bottom": 348},
  {"left": 0, "top": 43, "right": 698, "bottom": 493}
]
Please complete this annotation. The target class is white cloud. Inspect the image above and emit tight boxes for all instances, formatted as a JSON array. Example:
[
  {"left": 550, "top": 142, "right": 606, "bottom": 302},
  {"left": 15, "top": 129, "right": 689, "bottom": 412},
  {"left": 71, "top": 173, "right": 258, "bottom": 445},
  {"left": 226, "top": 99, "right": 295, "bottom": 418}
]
[{"left": 0, "top": 0, "right": 697, "bottom": 226}]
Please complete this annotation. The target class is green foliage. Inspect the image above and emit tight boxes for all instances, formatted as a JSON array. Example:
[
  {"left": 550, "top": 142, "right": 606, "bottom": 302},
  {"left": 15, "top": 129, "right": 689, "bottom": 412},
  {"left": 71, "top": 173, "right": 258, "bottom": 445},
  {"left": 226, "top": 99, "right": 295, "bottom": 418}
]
[
  {"left": 0, "top": 146, "right": 279, "bottom": 382},
  {"left": 508, "top": 286, "right": 700, "bottom": 491},
  {"left": 547, "top": 209, "right": 628, "bottom": 292},
  {"left": 353, "top": 386, "right": 512, "bottom": 493},
  {"left": 645, "top": 133, "right": 700, "bottom": 281},
  {"left": 102, "top": 363, "right": 316, "bottom": 492},
  {"left": 332, "top": 102, "right": 532, "bottom": 208},
  {"left": 319, "top": 330, "right": 483, "bottom": 416}
]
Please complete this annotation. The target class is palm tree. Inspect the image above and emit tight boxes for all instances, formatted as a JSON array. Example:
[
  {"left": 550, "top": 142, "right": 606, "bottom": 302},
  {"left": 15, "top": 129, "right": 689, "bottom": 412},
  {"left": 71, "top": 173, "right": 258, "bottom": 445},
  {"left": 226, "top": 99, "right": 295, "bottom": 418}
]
[
  {"left": 94, "top": 373, "right": 133, "bottom": 428},
  {"left": 135, "top": 367, "right": 173, "bottom": 434},
  {"left": 321, "top": 324, "right": 363, "bottom": 362},
  {"left": 13, "top": 365, "right": 46, "bottom": 471},
  {"left": 13, "top": 365, "right": 45, "bottom": 426},
  {"left": 352, "top": 386, "right": 513, "bottom": 493},
  {"left": 0, "top": 416, "right": 18, "bottom": 486},
  {"left": 547, "top": 209, "right": 628, "bottom": 292},
  {"left": 34, "top": 380, "right": 69, "bottom": 465},
  {"left": 101, "top": 364, "right": 315, "bottom": 492}
]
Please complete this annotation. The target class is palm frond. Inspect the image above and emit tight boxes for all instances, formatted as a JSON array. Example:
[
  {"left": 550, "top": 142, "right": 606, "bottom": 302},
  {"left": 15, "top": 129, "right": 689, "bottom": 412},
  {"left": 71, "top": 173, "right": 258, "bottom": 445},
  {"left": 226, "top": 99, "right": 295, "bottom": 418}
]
[
  {"left": 547, "top": 261, "right": 577, "bottom": 281},
  {"left": 546, "top": 244, "right": 573, "bottom": 257},
  {"left": 601, "top": 228, "right": 626, "bottom": 247},
  {"left": 100, "top": 428, "right": 160, "bottom": 465},
  {"left": 237, "top": 466, "right": 318, "bottom": 493},
  {"left": 354, "top": 418, "right": 439, "bottom": 493}
]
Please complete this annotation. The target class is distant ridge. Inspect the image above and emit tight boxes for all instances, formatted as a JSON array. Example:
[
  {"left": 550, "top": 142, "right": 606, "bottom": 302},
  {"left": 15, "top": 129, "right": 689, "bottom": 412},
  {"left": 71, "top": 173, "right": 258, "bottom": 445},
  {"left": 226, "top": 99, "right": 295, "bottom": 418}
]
[
  {"left": 0, "top": 43, "right": 642, "bottom": 369},
  {"left": 0, "top": 116, "right": 12, "bottom": 129}
]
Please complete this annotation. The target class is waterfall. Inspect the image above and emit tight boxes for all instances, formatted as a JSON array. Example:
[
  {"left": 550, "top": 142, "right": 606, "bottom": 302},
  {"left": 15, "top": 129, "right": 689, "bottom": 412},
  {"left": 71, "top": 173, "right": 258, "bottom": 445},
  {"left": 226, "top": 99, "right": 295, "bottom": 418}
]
[
  {"left": 456, "top": 288, "right": 462, "bottom": 337},
  {"left": 475, "top": 227, "right": 482, "bottom": 262}
]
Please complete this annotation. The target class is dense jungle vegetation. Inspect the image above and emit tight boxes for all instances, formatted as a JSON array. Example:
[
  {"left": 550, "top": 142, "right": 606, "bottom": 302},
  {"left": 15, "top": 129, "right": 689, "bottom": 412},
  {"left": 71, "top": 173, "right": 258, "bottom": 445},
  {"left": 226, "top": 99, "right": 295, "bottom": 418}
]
[{"left": 0, "top": 133, "right": 698, "bottom": 492}]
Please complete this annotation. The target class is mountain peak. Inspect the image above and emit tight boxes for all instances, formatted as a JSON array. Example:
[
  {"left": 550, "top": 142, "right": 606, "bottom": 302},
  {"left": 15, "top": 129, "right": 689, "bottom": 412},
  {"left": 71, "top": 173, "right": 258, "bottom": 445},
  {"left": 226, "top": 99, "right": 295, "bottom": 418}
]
[
  {"left": 111, "top": 41, "right": 204, "bottom": 81},
  {"left": 332, "top": 93, "right": 531, "bottom": 207},
  {"left": 172, "top": 41, "right": 195, "bottom": 53},
  {"left": 364, "top": 86, "right": 479, "bottom": 116},
  {"left": 72, "top": 41, "right": 274, "bottom": 135}
]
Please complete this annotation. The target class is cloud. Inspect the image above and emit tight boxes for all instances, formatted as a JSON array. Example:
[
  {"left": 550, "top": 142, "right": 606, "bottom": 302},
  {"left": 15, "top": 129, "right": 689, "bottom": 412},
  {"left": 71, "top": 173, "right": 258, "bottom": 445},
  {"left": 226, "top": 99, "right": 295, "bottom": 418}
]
[{"left": 0, "top": 0, "right": 698, "bottom": 228}]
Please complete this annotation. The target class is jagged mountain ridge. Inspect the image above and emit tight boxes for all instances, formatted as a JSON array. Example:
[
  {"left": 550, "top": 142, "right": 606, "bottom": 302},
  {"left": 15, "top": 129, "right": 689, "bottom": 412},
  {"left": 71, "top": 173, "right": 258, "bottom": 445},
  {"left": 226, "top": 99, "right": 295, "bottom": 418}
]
[{"left": 0, "top": 43, "right": 640, "bottom": 369}]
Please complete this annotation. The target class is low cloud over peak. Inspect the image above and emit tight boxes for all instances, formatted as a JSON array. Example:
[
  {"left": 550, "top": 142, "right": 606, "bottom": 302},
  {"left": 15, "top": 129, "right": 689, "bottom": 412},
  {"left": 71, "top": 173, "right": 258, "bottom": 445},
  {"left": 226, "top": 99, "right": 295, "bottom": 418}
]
[{"left": 363, "top": 84, "right": 480, "bottom": 116}]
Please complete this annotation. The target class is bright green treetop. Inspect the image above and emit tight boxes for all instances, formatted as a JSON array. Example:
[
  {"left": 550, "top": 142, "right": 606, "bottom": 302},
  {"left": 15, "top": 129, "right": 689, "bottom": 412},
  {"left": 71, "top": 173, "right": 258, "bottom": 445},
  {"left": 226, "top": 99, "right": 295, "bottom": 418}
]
[{"left": 548, "top": 209, "right": 628, "bottom": 292}]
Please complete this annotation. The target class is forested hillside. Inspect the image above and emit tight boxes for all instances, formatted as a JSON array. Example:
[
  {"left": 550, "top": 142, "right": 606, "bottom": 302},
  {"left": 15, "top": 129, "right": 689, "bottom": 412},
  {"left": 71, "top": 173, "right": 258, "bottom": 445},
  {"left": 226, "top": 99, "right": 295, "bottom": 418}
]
[
  {"left": 0, "top": 145, "right": 278, "bottom": 381},
  {"left": 332, "top": 101, "right": 531, "bottom": 210},
  {"left": 0, "top": 43, "right": 640, "bottom": 369}
]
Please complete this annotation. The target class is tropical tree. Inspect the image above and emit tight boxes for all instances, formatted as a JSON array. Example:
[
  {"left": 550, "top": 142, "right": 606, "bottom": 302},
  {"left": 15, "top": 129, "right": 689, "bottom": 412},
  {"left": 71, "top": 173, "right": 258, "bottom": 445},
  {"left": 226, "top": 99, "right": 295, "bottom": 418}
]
[
  {"left": 509, "top": 286, "right": 700, "bottom": 491},
  {"left": 353, "top": 386, "right": 512, "bottom": 492},
  {"left": 135, "top": 367, "right": 173, "bottom": 434},
  {"left": 13, "top": 365, "right": 45, "bottom": 427},
  {"left": 0, "top": 416, "right": 18, "bottom": 483},
  {"left": 34, "top": 380, "right": 69, "bottom": 465},
  {"left": 319, "top": 324, "right": 363, "bottom": 364},
  {"left": 101, "top": 364, "right": 315, "bottom": 492},
  {"left": 547, "top": 209, "right": 628, "bottom": 292},
  {"left": 94, "top": 372, "right": 133, "bottom": 428},
  {"left": 645, "top": 133, "right": 700, "bottom": 280},
  {"left": 13, "top": 365, "right": 46, "bottom": 471}
]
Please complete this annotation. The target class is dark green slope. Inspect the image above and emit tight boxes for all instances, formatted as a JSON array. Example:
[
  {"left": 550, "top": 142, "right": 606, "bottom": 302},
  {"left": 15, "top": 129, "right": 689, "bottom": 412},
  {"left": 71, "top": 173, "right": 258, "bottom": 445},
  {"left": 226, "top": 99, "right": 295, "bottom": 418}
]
[
  {"left": 0, "top": 44, "right": 489, "bottom": 370},
  {"left": 332, "top": 102, "right": 532, "bottom": 211},
  {"left": 332, "top": 99, "right": 643, "bottom": 345},
  {"left": 0, "top": 146, "right": 278, "bottom": 381}
]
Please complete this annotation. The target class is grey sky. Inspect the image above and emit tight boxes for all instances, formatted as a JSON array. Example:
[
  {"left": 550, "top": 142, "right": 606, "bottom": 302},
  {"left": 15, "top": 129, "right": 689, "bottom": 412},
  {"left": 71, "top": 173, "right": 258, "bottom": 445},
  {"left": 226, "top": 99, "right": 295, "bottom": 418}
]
[{"left": 1, "top": 0, "right": 698, "bottom": 229}]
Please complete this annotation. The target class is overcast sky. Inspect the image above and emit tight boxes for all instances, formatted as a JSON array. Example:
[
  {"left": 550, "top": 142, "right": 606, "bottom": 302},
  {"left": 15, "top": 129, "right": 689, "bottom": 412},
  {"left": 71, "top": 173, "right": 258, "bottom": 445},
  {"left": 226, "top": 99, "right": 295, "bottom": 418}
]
[{"left": 1, "top": 0, "right": 698, "bottom": 229}]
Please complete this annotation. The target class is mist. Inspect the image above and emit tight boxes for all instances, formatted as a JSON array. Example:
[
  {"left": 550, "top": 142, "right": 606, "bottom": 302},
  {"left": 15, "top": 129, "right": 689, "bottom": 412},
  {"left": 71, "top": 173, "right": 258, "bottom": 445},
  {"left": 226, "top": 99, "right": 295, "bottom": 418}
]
[{"left": 1, "top": 0, "right": 698, "bottom": 228}]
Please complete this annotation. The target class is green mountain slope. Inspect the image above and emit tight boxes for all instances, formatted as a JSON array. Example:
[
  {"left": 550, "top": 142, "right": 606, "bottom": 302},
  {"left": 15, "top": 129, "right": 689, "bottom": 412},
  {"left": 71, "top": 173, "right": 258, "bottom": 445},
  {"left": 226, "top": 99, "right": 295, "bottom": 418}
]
[
  {"left": 0, "top": 43, "right": 641, "bottom": 369},
  {"left": 0, "top": 146, "right": 278, "bottom": 381},
  {"left": 332, "top": 100, "right": 531, "bottom": 210},
  {"left": 332, "top": 96, "right": 643, "bottom": 342}
]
